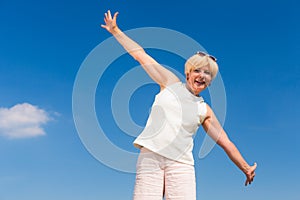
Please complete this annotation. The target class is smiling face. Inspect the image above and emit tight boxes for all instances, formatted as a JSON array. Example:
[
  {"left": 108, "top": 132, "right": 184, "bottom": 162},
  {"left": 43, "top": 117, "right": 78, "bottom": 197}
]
[
  {"left": 186, "top": 65, "right": 212, "bottom": 95},
  {"left": 184, "top": 53, "right": 218, "bottom": 96}
]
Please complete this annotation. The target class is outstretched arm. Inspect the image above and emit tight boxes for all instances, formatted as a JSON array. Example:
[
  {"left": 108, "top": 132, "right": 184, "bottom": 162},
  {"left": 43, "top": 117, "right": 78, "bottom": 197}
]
[
  {"left": 101, "top": 10, "right": 179, "bottom": 90},
  {"left": 202, "top": 104, "right": 257, "bottom": 186}
]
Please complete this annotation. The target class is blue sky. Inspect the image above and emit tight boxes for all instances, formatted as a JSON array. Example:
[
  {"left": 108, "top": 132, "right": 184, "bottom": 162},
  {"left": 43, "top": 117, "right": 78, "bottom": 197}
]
[{"left": 0, "top": 0, "right": 299, "bottom": 199}]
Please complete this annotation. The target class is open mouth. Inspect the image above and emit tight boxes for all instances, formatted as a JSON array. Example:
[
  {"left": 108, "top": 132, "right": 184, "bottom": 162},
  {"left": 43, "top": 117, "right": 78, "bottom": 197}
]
[{"left": 195, "top": 80, "right": 206, "bottom": 86}]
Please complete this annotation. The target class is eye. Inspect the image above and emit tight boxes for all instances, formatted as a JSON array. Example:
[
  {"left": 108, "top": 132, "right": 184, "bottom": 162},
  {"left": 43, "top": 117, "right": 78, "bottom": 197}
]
[
  {"left": 193, "top": 69, "right": 201, "bottom": 73},
  {"left": 204, "top": 70, "right": 212, "bottom": 76}
]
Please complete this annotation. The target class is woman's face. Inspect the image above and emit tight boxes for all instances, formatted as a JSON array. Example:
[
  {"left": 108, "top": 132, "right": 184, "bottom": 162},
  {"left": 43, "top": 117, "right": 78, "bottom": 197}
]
[{"left": 186, "top": 65, "right": 212, "bottom": 95}]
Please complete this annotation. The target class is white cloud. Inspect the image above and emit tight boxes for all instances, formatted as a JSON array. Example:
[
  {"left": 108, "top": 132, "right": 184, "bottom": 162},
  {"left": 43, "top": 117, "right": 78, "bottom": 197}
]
[{"left": 0, "top": 103, "right": 51, "bottom": 139}]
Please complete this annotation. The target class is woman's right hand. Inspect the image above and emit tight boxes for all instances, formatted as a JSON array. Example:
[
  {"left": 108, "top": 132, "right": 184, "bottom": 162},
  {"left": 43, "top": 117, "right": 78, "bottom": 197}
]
[{"left": 101, "top": 10, "right": 119, "bottom": 34}]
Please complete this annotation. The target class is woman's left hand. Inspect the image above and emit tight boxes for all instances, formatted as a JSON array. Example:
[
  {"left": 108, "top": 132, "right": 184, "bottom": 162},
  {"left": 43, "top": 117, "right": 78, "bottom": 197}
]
[{"left": 245, "top": 162, "right": 257, "bottom": 186}]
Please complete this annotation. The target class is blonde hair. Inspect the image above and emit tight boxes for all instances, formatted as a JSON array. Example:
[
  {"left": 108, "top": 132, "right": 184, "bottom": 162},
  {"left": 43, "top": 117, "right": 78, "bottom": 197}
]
[{"left": 185, "top": 54, "right": 219, "bottom": 80}]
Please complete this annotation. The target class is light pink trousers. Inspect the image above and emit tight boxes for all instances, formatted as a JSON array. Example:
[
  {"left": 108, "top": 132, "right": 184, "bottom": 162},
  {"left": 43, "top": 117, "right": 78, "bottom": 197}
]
[{"left": 133, "top": 148, "right": 196, "bottom": 200}]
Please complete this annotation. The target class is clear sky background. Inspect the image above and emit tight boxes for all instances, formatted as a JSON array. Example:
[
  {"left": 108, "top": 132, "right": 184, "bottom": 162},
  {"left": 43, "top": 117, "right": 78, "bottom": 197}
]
[{"left": 0, "top": 0, "right": 299, "bottom": 199}]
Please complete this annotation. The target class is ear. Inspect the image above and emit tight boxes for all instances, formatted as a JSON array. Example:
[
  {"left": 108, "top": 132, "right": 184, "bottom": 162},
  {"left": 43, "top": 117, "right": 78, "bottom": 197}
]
[{"left": 186, "top": 73, "right": 189, "bottom": 80}]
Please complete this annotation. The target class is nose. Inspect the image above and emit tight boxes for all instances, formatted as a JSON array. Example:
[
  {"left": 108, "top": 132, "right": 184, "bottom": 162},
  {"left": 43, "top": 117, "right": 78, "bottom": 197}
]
[{"left": 198, "top": 71, "right": 205, "bottom": 78}]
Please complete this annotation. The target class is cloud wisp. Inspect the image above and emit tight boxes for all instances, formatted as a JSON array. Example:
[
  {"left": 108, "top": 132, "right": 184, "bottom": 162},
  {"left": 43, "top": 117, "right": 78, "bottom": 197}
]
[{"left": 0, "top": 103, "right": 50, "bottom": 139}]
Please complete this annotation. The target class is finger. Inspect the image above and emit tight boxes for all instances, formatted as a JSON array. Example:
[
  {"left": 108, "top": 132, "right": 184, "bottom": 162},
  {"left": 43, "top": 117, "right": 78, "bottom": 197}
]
[
  {"left": 113, "top": 12, "right": 119, "bottom": 19},
  {"left": 108, "top": 10, "right": 112, "bottom": 19},
  {"left": 248, "top": 180, "right": 252, "bottom": 186},
  {"left": 245, "top": 177, "right": 250, "bottom": 186},
  {"left": 247, "top": 175, "right": 255, "bottom": 186},
  {"left": 248, "top": 174, "right": 254, "bottom": 183},
  {"left": 245, "top": 175, "right": 254, "bottom": 186},
  {"left": 253, "top": 162, "right": 257, "bottom": 170},
  {"left": 113, "top": 12, "right": 119, "bottom": 24}
]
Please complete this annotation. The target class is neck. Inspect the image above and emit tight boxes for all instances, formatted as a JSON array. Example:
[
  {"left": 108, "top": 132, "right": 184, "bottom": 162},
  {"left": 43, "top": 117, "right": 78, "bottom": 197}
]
[{"left": 185, "top": 83, "right": 199, "bottom": 97}]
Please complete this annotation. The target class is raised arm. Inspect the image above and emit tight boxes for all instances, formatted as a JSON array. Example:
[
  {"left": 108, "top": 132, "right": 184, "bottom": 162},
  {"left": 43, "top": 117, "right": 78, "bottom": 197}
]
[
  {"left": 101, "top": 10, "right": 179, "bottom": 90},
  {"left": 202, "top": 104, "right": 257, "bottom": 186}
]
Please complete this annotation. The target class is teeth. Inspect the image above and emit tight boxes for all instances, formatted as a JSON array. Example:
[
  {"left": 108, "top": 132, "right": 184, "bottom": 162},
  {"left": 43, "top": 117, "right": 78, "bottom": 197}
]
[{"left": 195, "top": 81, "right": 205, "bottom": 85}]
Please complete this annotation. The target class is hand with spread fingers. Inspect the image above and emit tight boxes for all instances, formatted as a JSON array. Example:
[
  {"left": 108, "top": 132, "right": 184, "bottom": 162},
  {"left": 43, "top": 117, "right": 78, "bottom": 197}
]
[{"left": 101, "top": 10, "right": 119, "bottom": 34}]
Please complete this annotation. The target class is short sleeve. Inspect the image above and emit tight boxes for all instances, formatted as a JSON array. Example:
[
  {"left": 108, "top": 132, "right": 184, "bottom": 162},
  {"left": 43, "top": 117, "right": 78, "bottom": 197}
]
[{"left": 198, "top": 102, "right": 207, "bottom": 124}]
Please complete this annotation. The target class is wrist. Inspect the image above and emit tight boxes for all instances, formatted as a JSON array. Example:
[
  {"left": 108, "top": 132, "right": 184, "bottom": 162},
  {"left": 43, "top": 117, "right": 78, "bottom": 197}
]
[
  {"left": 242, "top": 164, "right": 251, "bottom": 174},
  {"left": 111, "top": 26, "right": 121, "bottom": 35}
]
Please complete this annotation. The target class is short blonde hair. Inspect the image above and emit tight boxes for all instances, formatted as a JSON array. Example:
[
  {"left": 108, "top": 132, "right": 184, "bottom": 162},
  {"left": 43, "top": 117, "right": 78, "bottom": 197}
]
[{"left": 185, "top": 54, "right": 219, "bottom": 79}]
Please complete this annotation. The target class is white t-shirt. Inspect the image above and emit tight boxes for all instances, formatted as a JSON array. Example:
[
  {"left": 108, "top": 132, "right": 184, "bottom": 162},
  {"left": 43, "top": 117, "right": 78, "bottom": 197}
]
[{"left": 133, "top": 82, "right": 207, "bottom": 165}]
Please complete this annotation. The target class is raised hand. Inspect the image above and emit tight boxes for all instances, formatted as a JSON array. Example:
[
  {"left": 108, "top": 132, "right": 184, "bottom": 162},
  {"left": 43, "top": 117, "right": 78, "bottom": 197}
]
[
  {"left": 245, "top": 162, "right": 257, "bottom": 186},
  {"left": 101, "top": 10, "right": 119, "bottom": 34}
]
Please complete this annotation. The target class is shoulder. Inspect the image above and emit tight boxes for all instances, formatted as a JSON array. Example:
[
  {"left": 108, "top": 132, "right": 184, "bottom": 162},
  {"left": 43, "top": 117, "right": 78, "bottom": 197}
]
[
  {"left": 204, "top": 104, "right": 213, "bottom": 118},
  {"left": 202, "top": 104, "right": 221, "bottom": 125},
  {"left": 160, "top": 81, "right": 182, "bottom": 91}
]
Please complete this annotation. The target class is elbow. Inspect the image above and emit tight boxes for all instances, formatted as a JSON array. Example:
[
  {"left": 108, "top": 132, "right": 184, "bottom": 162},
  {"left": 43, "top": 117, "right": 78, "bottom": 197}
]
[{"left": 131, "top": 49, "right": 146, "bottom": 61}]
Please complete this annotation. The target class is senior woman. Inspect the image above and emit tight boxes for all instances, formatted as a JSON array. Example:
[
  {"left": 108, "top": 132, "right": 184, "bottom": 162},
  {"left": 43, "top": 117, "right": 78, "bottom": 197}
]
[{"left": 101, "top": 10, "right": 257, "bottom": 200}]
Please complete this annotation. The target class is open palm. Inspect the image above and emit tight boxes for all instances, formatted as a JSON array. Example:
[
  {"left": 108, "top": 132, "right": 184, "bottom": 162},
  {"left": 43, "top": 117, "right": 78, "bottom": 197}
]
[{"left": 101, "top": 10, "right": 119, "bottom": 33}]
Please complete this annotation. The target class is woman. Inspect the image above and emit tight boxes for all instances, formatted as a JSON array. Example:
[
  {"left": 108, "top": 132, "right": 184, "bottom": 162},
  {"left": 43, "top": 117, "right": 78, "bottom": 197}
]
[{"left": 101, "top": 10, "right": 257, "bottom": 200}]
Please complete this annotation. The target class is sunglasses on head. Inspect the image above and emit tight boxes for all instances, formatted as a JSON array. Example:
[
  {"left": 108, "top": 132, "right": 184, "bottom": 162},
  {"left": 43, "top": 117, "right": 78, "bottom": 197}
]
[{"left": 196, "top": 51, "right": 217, "bottom": 62}]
